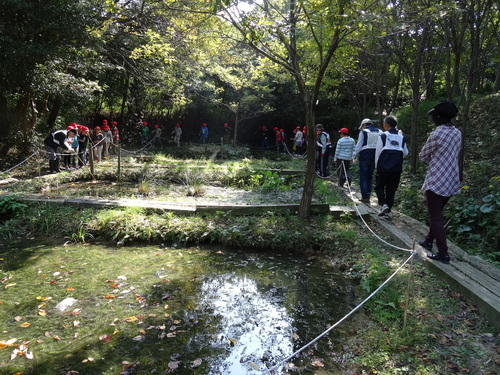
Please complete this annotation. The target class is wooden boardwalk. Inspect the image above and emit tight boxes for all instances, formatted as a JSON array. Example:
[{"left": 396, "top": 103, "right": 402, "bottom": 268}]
[{"left": 356, "top": 196, "right": 500, "bottom": 329}]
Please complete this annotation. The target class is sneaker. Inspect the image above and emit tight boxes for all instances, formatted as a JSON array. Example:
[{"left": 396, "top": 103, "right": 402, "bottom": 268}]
[
  {"left": 418, "top": 239, "right": 433, "bottom": 252},
  {"left": 427, "top": 253, "right": 450, "bottom": 263},
  {"left": 378, "top": 204, "right": 390, "bottom": 216}
]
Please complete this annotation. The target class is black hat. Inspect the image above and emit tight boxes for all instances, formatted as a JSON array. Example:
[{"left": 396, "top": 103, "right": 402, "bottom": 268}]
[{"left": 427, "top": 101, "right": 458, "bottom": 119}]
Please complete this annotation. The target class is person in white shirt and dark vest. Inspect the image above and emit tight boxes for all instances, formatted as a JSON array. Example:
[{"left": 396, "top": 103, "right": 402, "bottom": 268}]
[
  {"left": 419, "top": 101, "right": 461, "bottom": 263},
  {"left": 374, "top": 116, "right": 409, "bottom": 218},
  {"left": 315, "top": 124, "right": 332, "bottom": 177},
  {"left": 353, "top": 118, "right": 383, "bottom": 204}
]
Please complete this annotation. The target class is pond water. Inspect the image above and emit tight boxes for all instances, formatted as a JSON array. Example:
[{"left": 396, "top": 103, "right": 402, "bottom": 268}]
[{"left": 0, "top": 243, "right": 358, "bottom": 374}]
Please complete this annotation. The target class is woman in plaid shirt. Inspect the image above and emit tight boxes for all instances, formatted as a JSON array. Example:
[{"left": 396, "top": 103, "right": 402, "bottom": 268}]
[{"left": 419, "top": 101, "right": 461, "bottom": 263}]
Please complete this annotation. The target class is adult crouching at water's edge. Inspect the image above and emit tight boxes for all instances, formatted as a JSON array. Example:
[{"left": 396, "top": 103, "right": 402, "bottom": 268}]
[{"left": 44, "top": 128, "right": 77, "bottom": 173}]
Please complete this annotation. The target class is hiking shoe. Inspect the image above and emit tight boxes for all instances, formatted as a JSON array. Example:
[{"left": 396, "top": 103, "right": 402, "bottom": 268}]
[
  {"left": 427, "top": 253, "right": 450, "bottom": 263},
  {"left": 418, "top": 240, "right": 433, "bottom": 252},
  {"left": 378, "top": 204, "right": 390, "bottom": 216},
  {"left": 360, "top": 198, "right": 370, "bottom": 204}
]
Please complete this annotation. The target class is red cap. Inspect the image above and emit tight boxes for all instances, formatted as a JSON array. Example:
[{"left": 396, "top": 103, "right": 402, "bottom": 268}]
[
  {"left": 111, "top": 121, "right": 117, "bottom": 126},
  {"left": 102, "top": 119, "right": 108, "bottom": 125},
  {"left": 175, "top": 123, "right": 180, "bottom": 127},
  {"left": 273, "top": 127, "right": 278, "bottom": 130},
  {"left": 67, "top": 123, "right": 78, "bottom": 130},
  {"left": 154, "top": 124, "right": 159, "bottom": 128},
  {"left": 280, "top": 129, "right": 284, "bottom": 132},
  {"left": 339, "top": 128, "right": 349, "bottom": 134},
  {"left": 94, "top": 126, "right": 101, "bottom": 130},
  {"left": 77, "top": 125, "right": 89, "bottom": 132},
  {"left": 203, "top": 123, "right": 207, "bottom": 126},
  {"left": 143, "top": 122, "right": 148, "bottom": 126},
  {"left": 224, "top": 123, "right": 228, "bottom": 127},
  {"left": 102, "top": 125, "right": 110, "bottom": 131}
]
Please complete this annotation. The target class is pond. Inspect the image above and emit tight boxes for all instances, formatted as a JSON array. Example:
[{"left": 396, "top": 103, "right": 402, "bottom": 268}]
[{"left": 0, "top": 242, "right": 358, "bottom": 375}]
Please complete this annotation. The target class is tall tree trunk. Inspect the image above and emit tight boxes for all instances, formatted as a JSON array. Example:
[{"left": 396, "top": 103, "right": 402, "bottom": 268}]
[
  {"left": 47, "top": 94, "right": 62, "bottom": 129},
  {"left": 298, "top": 99, "right": 316, "bottom": 218},
  {"left": 119, "top": 74, "right": 130, "bottom": 127},
  {"left": 233, "top": 105, "right": 239, "bottom": 145}
]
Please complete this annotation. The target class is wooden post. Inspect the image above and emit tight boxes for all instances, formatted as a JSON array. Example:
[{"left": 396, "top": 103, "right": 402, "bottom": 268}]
[
  {"left": 88, "top": 141, "right": 94, "bottom": 176},
  {"left": 117, "top": 141, "right": 121, "bottom": 182},
  {"left": 403, "top": 237, "right": 416, "bottom": 331}
]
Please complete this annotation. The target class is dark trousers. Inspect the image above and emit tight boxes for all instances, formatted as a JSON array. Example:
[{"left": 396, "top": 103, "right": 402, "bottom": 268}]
[
  {"left": 375, "top": 170, "right": 401, "bottom": 209},
  {"left": 359, "top": 157, "right": 376, "bottom": 199},
  {"left": 424, "top": 190, "right": 451, "bottom": 255},
  {"left": 316, "top": 147, "right": 331, "bottom": 177},
  {"left": 336, "top": 160, "right": 351, "bottom": 187}
]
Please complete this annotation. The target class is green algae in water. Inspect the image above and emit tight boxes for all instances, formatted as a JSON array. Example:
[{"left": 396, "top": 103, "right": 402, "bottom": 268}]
[{"left": 0, "top": 242, "right": 355, "bottom": 374}]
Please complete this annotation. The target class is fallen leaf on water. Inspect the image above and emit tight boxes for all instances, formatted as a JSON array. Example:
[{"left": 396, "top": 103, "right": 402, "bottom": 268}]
[
  {"left": 139, "top": 329, "right": 146, "bottom": 335},
  {"left": 82, "top": 357, "right": 94, "bottom": 363},
  {"left": 166, "top": 332, "right": 176, "bottom": 338},
  {"left": 133, "top": 335, "right": 145, "bottom": 342},
  {"left": 173, "top": 320, "right": 181, "bottom": 325},
  {"left": 5, "top": 283, "right": 17, "bottom": 289},
  {"left": 0, "top": 339, "right": 17, "bottom": 350},
  {"left": 37, "top": 296, "right": 51, "bottom": 301},
  {"left": 53, "top": 336, "right": 60, "bottom": 340},
  {"left": 228, "top": 337, "right": 237, "bottom": 347},
  {"left": 66, "top": 287, "right": 75, "bottom": 291},
  {"left": 248, "top": 362, "right": 260, "bottom": 371},
  {"left": 168, "top": 361, "right": 180, "bottom": 370},
  {"left": 191, "top": 358, "right": 202, "bottom": 368},
  {"left": 125, "top": 316, "right": 138, "bottom": 323},
  {"left": 108, "top": 283, "right": 119, "bottom": 288},
  {"left": 38, "top": 310, "right": 48, "bottom": 317},
  {"left": 73, "top": 320, "right": 80, "bottom": 327},
  {"left": 99, "top": 334, "right": 111, "bottom": 344},
  {"left": 105, "top": 294, "right": 115, "bottom": 299},
  {"left": 45, "top": 332, "right": 52, "bottom": 338},
  {"left": 20, "top": 322, "right": 31, "bottom": 328},
  {"left": 311, "top": 359, "right": 324, "bottom": 367},
  {"left": 14, "top": 316, "right": 23, "bottom": 322}
]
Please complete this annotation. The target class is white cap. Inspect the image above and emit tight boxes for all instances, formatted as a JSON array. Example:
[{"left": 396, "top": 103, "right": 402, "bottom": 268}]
[{"left": 359, "top": 118, "right": 372, "bottom": 129}]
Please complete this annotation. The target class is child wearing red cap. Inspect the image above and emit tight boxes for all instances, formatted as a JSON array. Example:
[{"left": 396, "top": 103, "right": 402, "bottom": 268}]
[
  {"left": 140, "top": 122, "right": 149, "bottom": 146},
  {"left": 199, "top": 123, "right": 208, "bottom": 144},
  {"left": 110, "top": 121, "right": 120, "bottom": 154},
  {"left": 91, "top": 126, "right": 104, "bottom": 162},
  {"left": 101, "top": 122, "right": 112, "bottom": 159},
  {"left": 172, "top": 123, "right": 182, "bottom": 147},
  {"left": 152, "top": 124, "right": 162, "bottom": 147}
]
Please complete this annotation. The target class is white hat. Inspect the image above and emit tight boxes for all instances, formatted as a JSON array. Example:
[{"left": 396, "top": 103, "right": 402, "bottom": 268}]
[{"left": 359, "top": 118, "right": 372, "bottom": 129}]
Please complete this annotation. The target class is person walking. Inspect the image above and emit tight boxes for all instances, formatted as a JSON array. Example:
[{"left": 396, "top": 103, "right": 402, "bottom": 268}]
[
  {"left": 172, "top": 123, "right": 182, "bottom": 147},
  {"left": 91, "top": 126, "right": 104, "bottom": 162},
  {"left": 419, "top": 101, "right": 461, "bottom": 263},
  {"left": 110, "top": 121, "right": 120, "bottom": 154},
  {"left": 333, "top": 128, "right": 356, "bottom": 188},
  {"left": 374, "top": 116, "right": 409, "bottom": 218},
  {"left": 353, "top": 118, "right": 383, "bottom": 204},
  {"left": 315, "top": 124, "right": 332, "bottom": 177},
  {"left": 199, "top": 123, "right": 209, "bottom": 144},
  {"left": 153, "top": 124, "right": 162, "bottom": 147},
  {"left": 140, "top": 122, "right": 150, "bottom": 146},
  {"left": 101, "top": 122, "right": 112, "bottom": 159}
]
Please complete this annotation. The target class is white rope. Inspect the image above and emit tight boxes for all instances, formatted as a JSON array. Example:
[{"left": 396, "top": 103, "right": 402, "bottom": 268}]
[
  {"left": 342, "top": 161, "right": 412, "bottom": 252},
  {"left": 0, "top": 150, "right": 39, "bottom": 174},
  {"left": 262, "top": 251, "right": 416, "bottom": 374}
]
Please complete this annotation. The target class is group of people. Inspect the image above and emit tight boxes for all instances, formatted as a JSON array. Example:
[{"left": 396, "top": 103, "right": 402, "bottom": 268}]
[
  {"left": 43, "top": 119, "right": 121, "bottom": 173},
  {"left": 320, "top": 100, "right": 460, "bottom": 264}
]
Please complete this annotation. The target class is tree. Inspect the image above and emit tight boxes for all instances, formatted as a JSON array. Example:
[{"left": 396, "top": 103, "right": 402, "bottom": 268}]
[{"left": 204, "top": 0, "right": 369, "bottom": 217}]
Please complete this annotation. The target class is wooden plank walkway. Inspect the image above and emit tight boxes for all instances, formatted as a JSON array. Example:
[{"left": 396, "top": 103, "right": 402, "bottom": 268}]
[
  {"left": 353, "top": 194, "right": 500, "bottom": 329},
  {"left": 8, "top": 193, "right": 369, "bottom": 218}
]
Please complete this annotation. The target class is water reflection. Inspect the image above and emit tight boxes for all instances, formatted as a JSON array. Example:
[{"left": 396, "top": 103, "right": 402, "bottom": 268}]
[
  {"left": 200, "top": 273, "right": 294, "bottom": 373},
  {"left": 192, "top": 254, "right": 353, "bottom": 374}
]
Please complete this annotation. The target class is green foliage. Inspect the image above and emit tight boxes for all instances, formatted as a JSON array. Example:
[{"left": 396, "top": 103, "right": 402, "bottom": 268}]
[
  {"left": 448, "top": 188, "right": 500, "bottom": 264},
  {"left": 0, "top": 195, "right": 27, "bottom": 215}
]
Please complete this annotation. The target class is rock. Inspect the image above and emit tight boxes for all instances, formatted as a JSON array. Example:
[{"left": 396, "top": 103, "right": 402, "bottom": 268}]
[{"left": 54, "top": 298, "right": 77, "bottom": 312}]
